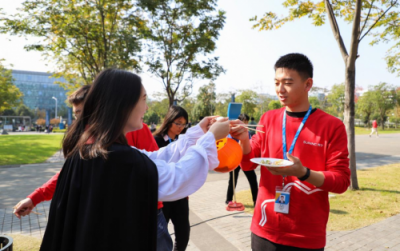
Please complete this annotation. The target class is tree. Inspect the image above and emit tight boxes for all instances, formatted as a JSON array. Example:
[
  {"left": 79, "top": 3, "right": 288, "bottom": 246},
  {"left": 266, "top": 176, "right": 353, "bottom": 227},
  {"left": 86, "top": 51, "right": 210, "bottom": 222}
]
[
  {"left": 16, "top": 104, "right": 34, "bottom": 118},
  {"left": 326, "top": 83, "right": 345, "bottom": 118},
  {"left": 36, "top": 118, "right": 45, "bottom": 126},
  {"left": 192, "top": 83, "right": 216, "bottom": 121},
  {"left": 236, "top": 90, "right": 258, "bottom": 116},
  {"left": 213, "top": 93, "right": 231, "bottom": 118},
  {"left": 180, "top": 96, "right": 196, "bottom": 122},
  {"left": 2, "top": 109, "right": 16, "bottom": 116},
  {"left": 370, "top": 83, "right": 397, "bottom": 129},
  {"left": 309, "top": 96, "right": 321, "bottom": 109},
  {"left": 50, "top": 118, "right": 60, "bottom": 125},
  {"left": 268, "top": 100, "right": 282, "bottom": 110},
  {"left": 0, "top": 60, "right": 22, "bottom": 113},
  {"left": 144, "top": 112, "right": 160, "bottom": 125},
  {"left": 251, "top": 0, "right": 400, "bottom": 189},
  {"left": 1, "top": 0, "right": 147, "bottom": 89},
  {"left": 356, "top": 91, "right": 374, "bottom": 127},
  {"left": 143, "top": 0, "right": 226, "bottom": 106},
  {"left": 147, "top": 95, "right": 170, "bottom": 122}
]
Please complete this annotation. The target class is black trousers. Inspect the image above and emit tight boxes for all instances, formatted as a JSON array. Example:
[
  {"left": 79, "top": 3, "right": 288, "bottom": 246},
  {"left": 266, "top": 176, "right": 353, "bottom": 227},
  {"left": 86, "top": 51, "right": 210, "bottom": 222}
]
[
  {"left": 226, "top": 166, "right": 258, "bottom": 204},
  {"left": 251, "top": 233, "right": 325, "bottom": 251},
  {"left": 162, "top": 198, "right": 190, "bottom": 251}
]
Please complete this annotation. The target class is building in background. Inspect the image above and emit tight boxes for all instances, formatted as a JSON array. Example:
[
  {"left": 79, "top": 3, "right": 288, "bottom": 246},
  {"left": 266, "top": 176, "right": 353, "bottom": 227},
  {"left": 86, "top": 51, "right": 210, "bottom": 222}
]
[{"left": 11, "top": 70, "right": 68, "bottom": 117}]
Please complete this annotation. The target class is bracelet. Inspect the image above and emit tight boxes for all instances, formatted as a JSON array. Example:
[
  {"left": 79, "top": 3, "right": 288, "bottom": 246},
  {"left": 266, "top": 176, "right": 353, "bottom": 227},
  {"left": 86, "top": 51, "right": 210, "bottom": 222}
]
[{"left": 298, "top": 167, "right": 310, "bottom": 181}]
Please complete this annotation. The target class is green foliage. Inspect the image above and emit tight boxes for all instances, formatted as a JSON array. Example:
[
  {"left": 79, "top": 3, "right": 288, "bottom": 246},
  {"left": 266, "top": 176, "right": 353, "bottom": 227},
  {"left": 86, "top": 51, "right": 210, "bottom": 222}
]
[
  {"left": 144, "top": 111, "right": 160, "bottom": 125},
  {"left": 0, "top": 0, "right": 147, "bottom": 89},
  {"left": 143, "top": 0, "right": 226, "bottom": 106},
  {"left": 0, "top": 60, "right": 22, "bottom": 113},
  {"left": 2, "top": 109, "right": 16, "bottom": 116},
  {"left": 268, "top": 100, "right": 282, "bottom": 110},
  {"left": 326, "top": 83, "right": 345, "bottom": 118},
  {"left": 147, "top": 96, "right": 170, "bottom": 122},
  {"left": 369, "top": 82, "right": 397, "bottom": 129},
  {"left": 213, "top": 93, "right": 231, "bottom": 117},
  {"left": 356, "top": 91, "right": 375, "bottom": 126},
  {"left": 236, "top": 89, "right": 258, "bottom": 116},
  {"left": 309, "top": 96, "right": 321, "bottom": 109},
  {"left": 192, "top": 83, "right": 216, "bottom": 121},
  {"left": 180, "top": 97, "right": 196, "bottom": 122},
  {"left": 15, "top": 104, "right": 34, "bottom": 117}
]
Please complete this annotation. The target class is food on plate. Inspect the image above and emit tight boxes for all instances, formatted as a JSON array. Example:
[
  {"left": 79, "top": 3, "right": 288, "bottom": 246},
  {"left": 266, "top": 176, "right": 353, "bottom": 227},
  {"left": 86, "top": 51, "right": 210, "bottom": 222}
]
[
  {"left": 260, "top": 159, "right": 271, "bottom": 165},
  {"left": 273, "top": 159, "right": 284, "bottom": 165}
]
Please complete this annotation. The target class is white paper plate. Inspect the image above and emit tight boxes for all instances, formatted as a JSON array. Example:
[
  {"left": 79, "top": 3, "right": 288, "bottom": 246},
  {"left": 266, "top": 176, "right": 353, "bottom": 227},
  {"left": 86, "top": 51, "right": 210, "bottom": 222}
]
[{"left": 250, "top": 158, "right": 294, "bottom": 167}]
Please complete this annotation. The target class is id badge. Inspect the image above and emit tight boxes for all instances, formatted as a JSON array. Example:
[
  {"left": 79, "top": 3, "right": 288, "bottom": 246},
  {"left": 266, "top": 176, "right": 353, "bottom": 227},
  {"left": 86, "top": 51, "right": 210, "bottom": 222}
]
[{"left": 274, "top": 186, "right": 290, "bottom": 214}]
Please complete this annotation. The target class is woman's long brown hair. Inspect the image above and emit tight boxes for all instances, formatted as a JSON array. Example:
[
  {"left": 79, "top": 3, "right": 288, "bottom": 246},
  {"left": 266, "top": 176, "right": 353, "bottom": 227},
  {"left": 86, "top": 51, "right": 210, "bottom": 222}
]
[{"left": 63, "top": 69, "right": 143, "bottom": 159}]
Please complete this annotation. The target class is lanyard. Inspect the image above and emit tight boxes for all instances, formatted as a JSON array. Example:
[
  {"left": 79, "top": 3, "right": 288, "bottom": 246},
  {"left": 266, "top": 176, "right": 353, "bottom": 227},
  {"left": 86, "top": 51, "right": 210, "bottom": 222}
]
[
  {"left": 281, "top": 105, "right": 312, "bottom": 186},
  {"left": 168, "top": 137, "right": 172, "bottom": 143}
]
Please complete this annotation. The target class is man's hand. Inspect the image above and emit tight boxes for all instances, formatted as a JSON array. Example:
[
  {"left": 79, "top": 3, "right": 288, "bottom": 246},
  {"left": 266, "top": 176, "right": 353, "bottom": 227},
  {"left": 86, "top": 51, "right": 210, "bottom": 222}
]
[
  {"left": 229, "top": 119, "right": 249, "bottom": 142},
  {"left": 264, "top": 153, "right": 325, "bottom": 187},
  {"left": 265, "top": 153, "right": 307, "bottom": 178},
  {"left": 13, "top": 198, "right": 34, "bottom": 219}
]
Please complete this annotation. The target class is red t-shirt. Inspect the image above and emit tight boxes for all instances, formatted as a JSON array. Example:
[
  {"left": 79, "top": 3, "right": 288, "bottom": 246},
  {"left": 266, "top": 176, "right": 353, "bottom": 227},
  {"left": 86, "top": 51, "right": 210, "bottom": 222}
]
[
  {"left": 372, "top": 120, "right": 378, "bottom": 128},
  {"left": 241, "top": 108, "right": 350, "bottom": 249},
  {"left": 28, "top": 123, "right": 164, "bottom": 209}
]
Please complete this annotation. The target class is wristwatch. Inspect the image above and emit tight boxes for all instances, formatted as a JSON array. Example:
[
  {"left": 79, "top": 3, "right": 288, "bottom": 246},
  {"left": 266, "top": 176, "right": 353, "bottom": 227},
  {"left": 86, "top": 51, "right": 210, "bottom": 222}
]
[{"left": 298, "top": 167, "right": 311, "bottom": 181}]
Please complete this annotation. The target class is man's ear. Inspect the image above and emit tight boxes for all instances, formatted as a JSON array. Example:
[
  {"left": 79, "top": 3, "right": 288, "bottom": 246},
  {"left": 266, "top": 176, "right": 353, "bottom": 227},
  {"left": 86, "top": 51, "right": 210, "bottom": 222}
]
[{"left": 305, "top": 78, "right": 313, "bottom": 92}]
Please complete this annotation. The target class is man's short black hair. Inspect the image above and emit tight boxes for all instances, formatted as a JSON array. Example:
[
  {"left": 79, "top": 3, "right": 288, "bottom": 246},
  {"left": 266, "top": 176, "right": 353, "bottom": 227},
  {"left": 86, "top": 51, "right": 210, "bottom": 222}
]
[{"left": 274, "top": 53, "right": 313, "bottom": 79}]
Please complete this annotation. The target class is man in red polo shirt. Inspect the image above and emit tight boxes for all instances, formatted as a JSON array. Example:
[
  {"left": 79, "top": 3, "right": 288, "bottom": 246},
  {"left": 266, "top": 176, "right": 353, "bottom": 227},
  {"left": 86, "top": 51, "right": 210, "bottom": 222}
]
[{"left": 230, "top": 53, "right": 350, "bottom": 250}]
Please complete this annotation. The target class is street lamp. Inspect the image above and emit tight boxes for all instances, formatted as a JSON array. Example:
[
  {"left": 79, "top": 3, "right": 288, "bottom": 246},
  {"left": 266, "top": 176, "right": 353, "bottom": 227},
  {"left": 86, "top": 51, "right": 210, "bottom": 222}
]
[{"left": 52, "top": 96, "right": 58, "bottom": 119}]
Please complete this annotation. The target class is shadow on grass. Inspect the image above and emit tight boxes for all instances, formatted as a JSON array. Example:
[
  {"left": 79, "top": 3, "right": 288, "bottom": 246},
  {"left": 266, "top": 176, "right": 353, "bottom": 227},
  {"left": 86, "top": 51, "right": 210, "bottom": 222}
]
[
  {"left": 360, "top": 187, "right": 400, "bottom": 194},
  {"left": 330, "top": 209, "right": 348, "bottom": 215}
]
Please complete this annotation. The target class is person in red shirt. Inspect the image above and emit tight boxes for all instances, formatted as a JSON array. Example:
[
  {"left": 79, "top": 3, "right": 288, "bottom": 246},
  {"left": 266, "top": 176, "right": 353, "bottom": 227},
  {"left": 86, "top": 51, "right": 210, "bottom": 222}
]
[
  {"left": 13, "top": 85, "right": 91, "bottom": 217},
  {"left": 230, "top": 53, "right": 350, "bottom": 250},
  {"left": 370, "top": 119, "right": 379, "bottom": 137}
]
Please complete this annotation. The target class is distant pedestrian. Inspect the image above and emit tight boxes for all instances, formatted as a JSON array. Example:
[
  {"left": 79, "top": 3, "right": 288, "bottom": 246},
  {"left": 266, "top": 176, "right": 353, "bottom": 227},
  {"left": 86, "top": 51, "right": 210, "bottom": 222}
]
[{"left": 370, "top": 120, "right": 379, "bottom": 137}]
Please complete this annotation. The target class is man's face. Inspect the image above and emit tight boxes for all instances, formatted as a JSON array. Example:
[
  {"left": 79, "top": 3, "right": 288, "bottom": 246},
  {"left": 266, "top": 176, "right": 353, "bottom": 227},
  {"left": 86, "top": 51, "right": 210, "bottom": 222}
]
[
  {"left": 275, "top": 68, "right": 312, "bottom": 111},
  {"left": 72, "top": 103, "right": 84, "bottom": 119}
]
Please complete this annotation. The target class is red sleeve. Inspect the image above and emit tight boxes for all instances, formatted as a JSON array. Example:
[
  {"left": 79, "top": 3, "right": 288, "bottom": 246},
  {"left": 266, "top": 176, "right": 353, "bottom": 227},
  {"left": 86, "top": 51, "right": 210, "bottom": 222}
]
[
  {"left": 125, "top": 123, "right": 159, "bottom": 151},
  {"left": 27, "top": 172, "right": 59, "bottom": 206},
  {"left": 240, "top": 118, "right": 266, "bottom": 171},
  {"left": 319, "top": 123, "right": 350, "bottom": 194}
]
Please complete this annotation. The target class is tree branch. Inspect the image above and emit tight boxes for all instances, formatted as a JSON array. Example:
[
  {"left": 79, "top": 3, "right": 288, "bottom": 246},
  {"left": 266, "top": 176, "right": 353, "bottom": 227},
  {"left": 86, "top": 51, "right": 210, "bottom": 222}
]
[
  {"left": 359, "top": 0, "right": 398, "bottom": 43},
  {"left": 324, "top": 0, "right": 349, "bottom": 61},
  {"left": 359, "top": 0, "right": 375, "bottom": 37}
]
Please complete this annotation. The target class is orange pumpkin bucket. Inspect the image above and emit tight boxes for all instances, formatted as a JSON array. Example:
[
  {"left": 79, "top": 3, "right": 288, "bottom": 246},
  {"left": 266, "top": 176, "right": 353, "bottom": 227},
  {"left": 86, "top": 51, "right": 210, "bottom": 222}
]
[{"left": 214, "top": 138, "right": 243, "bottom": 173}]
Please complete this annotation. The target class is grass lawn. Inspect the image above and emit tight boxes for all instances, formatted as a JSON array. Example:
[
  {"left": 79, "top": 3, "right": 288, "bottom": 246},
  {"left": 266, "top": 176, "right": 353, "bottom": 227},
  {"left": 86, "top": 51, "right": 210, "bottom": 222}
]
[
  {"left": 5, "top": 234, "right": 41, "bottom": 251},
  {"left": 0, "top": 134, "right": 64, "bottom": 165},
  {"left": 236, "top": 163, "right": 400, "bottom": 231},
  {"left": 355, "top": 127, "right": 400, "bottom": 135}
]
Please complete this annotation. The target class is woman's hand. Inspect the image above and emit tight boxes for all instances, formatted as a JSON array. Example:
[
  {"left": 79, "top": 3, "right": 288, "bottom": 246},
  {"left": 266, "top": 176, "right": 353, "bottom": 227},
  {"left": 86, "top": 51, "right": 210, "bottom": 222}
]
[
  {"left": 208, "top": 120, "right": 230, "bottom": 140},
  {"left": 13, "top": 198, "right": 34, "bottom": 219},
  {"left": 198, "top": 116, "right": 222, "bottom": 133}
]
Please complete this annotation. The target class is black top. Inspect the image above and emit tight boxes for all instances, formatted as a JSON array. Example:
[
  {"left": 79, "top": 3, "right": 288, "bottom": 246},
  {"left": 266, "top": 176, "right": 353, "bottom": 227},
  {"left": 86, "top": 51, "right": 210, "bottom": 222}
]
[
  {"left": 286, "top": 108, "right": 318, "bottom": 118},
  {"left": 40, "top": 144, "right": 159, "bottom": 251},
  {"left": 154, "top": 134, "right": 176, "bottom": 148}
]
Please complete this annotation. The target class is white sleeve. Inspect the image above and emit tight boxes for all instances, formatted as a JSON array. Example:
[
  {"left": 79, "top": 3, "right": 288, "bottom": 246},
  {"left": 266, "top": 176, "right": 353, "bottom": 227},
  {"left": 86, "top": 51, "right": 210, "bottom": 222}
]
[
  {"left": 153, "top": 131, "right": 219, "bottom": 201},
  {"left": 135, "top": 124, "right": 204, "bottom": 163}
]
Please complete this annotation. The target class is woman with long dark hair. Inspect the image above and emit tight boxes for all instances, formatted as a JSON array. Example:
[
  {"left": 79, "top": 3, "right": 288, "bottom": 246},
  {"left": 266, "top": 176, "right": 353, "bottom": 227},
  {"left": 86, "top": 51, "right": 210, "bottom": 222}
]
[
  {"left": 40, "top": 69, "right": 230, "bottom": 251},
  {"left": 153, "top": 106, "right": 190, "bottom": 251}
]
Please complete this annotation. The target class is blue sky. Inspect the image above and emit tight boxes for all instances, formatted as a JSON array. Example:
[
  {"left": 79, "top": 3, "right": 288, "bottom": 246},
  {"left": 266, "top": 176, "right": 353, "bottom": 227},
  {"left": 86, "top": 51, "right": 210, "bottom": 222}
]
[{"left": 1, "top": 0, "right": 399, "bottom": 97}]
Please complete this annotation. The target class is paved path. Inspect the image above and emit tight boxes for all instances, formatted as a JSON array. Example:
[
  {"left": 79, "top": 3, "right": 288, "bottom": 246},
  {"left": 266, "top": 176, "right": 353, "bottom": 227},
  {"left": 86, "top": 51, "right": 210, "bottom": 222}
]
[{"left": 1, "top": 134, "right": 400, "bottom": 250}]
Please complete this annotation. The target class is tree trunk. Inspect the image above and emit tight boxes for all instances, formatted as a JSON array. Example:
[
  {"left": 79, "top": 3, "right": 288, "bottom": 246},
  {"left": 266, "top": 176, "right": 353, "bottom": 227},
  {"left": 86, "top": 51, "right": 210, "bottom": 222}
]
[{"left": 344, "top": 64, "right": 359, "bottom": 190}]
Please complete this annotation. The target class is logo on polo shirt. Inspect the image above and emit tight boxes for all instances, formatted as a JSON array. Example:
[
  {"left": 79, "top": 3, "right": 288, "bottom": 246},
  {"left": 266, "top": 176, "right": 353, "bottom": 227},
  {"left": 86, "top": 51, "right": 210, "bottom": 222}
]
[{"left": 303, "top": 141, "right": 323, "bottom": 147}]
